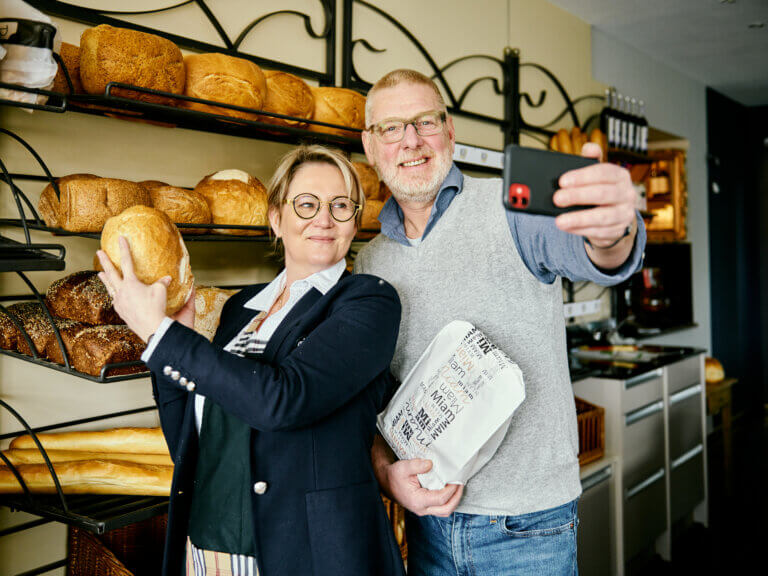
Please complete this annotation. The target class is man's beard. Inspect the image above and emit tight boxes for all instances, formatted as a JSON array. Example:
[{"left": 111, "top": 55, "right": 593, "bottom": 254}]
[{"left": 377, "top": 147, "right": 453, "bottom": 204}]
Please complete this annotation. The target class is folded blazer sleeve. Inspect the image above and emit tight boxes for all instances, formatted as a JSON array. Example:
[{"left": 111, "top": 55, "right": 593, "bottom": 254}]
[{"left": 145, "top": 277, "right": 401, "bottom": 432}]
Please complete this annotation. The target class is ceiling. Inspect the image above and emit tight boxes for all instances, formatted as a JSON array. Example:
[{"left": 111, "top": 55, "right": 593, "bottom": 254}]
[{"left": 547, "top": 0, "right": 768, "bottom": 107}]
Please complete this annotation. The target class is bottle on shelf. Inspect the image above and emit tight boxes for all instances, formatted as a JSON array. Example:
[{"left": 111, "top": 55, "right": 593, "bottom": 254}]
[
  {"left": 628, "top": 97, "right": 638, "bottom": 153},
  {"left": 616, "top": 92, "right": 628, "bottom": 150},
  {"left": 637, "top": 100, "right": 649, "bottom": 154},
  {"left": 600, "top": 88, "right": 616, "bottom": 150}
]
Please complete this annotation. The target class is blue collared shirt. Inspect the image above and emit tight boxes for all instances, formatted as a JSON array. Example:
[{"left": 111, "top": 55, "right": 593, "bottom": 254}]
[{"left": 376, "top": 162, "right": 645, "bottom": 285}]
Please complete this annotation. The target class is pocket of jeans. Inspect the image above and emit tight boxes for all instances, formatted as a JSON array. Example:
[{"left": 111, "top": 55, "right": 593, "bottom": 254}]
[{"left": 498, "top": 503, "right": 578, "bottom": 538}]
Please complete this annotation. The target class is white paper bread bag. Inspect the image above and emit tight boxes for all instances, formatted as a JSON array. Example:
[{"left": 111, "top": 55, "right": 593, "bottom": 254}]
[{"left": 377, "top": 320, "right": 525, "bottom": 490}]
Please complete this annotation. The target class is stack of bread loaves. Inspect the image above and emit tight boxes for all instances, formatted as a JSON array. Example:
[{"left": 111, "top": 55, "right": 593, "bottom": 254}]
[
  {"left": 0, "top": 271, "right": 146, "bottom": 377},
  {"left": 0, "top": 427, "right": 172, "bottom": 496}
]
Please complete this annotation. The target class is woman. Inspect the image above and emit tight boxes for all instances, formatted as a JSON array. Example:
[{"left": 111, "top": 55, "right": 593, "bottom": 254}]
[{"left": 97, "top": 145, "right": 405, "bottom": 576}]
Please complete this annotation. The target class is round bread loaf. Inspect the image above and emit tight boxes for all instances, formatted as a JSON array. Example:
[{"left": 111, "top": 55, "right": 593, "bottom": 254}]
[
  {"left": 261, "top": 70, "right": 314, "bottom": 127},
  {"left": 309, "top": 87, "right": 365, "bottom": 138},
  {"left": 194, "top": 286, "right": 238, "bottom": 341},
  {"left": 183, "top": 53, "right": 266, "bottom": 120},
  {"left": 79, "top": 25, "right": 185, "bottom": 105},
  {"left": 101, "top": 206, "right": 193, "bottom": 315},
  {"left": 147, "top": 185, "right": 212, "bottom": 234},
  {"left": 358, "top": 199, "right": 383, "bottom": 239},
  {"left": 194, "top": 170, "right": 269, "bottom": 235},
  {"left": 705, "top": 357, "right": 724, "bottom": 384},
  {"left": 352, "top": 161, "right": 382, "bottom": 201}
]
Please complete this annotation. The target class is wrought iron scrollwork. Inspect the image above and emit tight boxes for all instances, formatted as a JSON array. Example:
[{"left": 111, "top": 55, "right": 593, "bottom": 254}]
[
  {"left": 26, "top": 0, "right": 336, "bottom": 83},
  {"left": 342, "top": 0, "right": 507, "bottom": 128}
]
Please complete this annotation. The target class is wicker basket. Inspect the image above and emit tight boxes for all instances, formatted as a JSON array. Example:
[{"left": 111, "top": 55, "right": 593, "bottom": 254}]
[
  {"left": 68, "top": 514, "right": 167, "bottom": 576},
  {"left": 575, "top": 396, "right": 605, "bottom": 466},
  {"left": 381, "top": 494, "right": 408, "bottom": 561}
]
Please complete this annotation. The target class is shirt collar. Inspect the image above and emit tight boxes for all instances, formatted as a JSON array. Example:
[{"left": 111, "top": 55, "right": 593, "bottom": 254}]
[
  {"left": 243, "top": 259, "right": 347, "bottom": 311},
  {"left": 378, "top": 163, "right": 464, "bottom": 246}
]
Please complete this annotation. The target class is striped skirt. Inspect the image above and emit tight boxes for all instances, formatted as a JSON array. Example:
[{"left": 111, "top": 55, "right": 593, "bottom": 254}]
[{"left": 186, "top": 538, "right": 259, "bottom": 576}]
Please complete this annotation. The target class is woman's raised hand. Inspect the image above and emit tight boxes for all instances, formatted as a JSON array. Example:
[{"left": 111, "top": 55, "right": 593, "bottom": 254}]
[{"left": 97, "top": 236, "right": 170, "bottom": 343}]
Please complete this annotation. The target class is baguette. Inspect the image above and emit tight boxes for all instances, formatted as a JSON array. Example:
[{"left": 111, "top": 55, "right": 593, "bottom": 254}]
[
  {"left": 0, "top": 460, "right": 172, "bottom": 496},
  {"left": 10, "top": 427, "right": 168, "bottom": 455},
  {"left": 3, "top": 449, "right": 173, "bottom": 467}
]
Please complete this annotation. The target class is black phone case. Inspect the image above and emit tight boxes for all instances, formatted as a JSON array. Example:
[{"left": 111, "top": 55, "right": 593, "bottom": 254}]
[{"left": 502, "top": 144, "right": 598, "bottom": 216}]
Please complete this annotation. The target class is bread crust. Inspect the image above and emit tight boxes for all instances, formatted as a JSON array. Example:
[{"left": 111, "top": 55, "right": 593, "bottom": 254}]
[
  {"left": 45, "top": 270, "right": 124, "bottom": 326},
  {"left": 261, "top": 70, "right": 314, "bottom": 127},
  {"left": 194, "top": 173, "right": 269, "bottom": 235},
  {"left": 194, "top": 286, "right": 238, "bottom": 341},
  {"left": 10, "top": 427, "right": 168, "bottom": 454},
  {"left": 147, "top": 185, "right": 212, "bottom": 234},
  {"left": 79, "top": 25, "right": 185, "bottom": 104},
  {"left": 308, "top": 87, "right": 365, "bottom": 137},
  {"left": 183, "top": 53, "right": 266, "bottom": 120}
]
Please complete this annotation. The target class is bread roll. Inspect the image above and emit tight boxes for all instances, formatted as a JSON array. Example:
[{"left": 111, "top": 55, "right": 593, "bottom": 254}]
[
  {"left": 589, "top": 128, "right": 608, "bottom": 160},
  {"left": 70, "top": 325, "right": 146, "bottom": 377},
  {"left": 45, "top": 270, "right": 124, "bottom": 326},
  {"left": 101, "top": 205, "right": 194, "bottom": 314},
  {"left": 79, "top": 25, "right": 185, "bottom": 104},
  {"left": 194, "top": 286, "right": 238, "bottom": 341},
  {"left": 38, "top": 174, "right": 151, "bottom": 233},
  {"left": 147, "top": 185, "right": 212, "bottom": 234},
  {"left": 138, "top": 180, "right": 169, "bottom": 192},
  {"left": 705, "top": 357, "right": 725, "bottom": 384},
  {"left": 10, "top": 427, "right": 168, "bottom": 454},
  {"left": 52, "top": 42, "right": 84, "bottom": 94},
  {"left": 0, "top": 307, "right": 20, "bottom": 351},
  {"left": 261, "top": 70, "right": 314, "bottom": 127},
  {"left": 549, "top": 133, "right": 559, "bottom": 152},
  {"left": 358, "top": 199, "right": 383, "bottom": 239},
  {"left": 0, "top": 460, "right": 172, "bottom": 496},
  {"left": 28, "top": 316, "right": 86, "bottom": 361},
  {"left": 44, "top": 320, "right": 89, "bottom": 365},
  {"left": 3, "top": 302, "right": 50, "bottom": 356},
  {"left": 352, "top": 161, "right": 383, "bottom": 201},
  {"left": 556, "top": 129, "right": 572, "bottom": 155},
  {"left": 309, "top": 87, "right": 365, "bottom": 137},
  {"left": 183, "top": 53, "right": 266, "bottom": 120},
  {"left": 194, "top": 170, "right": 269, "bottom": 235},
  {"left": 3, "top": 449, "right": 172, "bottom": 467}
]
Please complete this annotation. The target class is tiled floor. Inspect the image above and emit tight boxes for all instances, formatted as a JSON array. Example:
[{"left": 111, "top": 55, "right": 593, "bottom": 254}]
[{"left": 636, "top": 410, "right": 768, "bottom": 574}]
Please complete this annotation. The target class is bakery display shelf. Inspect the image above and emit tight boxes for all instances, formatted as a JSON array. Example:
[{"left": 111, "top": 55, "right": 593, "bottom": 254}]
[
  {"left": 0, "top": 237, "right": 65, "bottom": 272},
  {"left": 0, "top": 348, "right": 148, "bottom": 383},
  {"left": 0, "top": 80, "right": 365, "bottom": 153},
  {"left": 0, "top": 400, "right": 168, "bottom": 535}
]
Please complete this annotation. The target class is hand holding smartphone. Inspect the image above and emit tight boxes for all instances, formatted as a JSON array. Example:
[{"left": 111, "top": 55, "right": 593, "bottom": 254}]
[{"left": 502, "top": 144, "right": 598, "bottom": 217}]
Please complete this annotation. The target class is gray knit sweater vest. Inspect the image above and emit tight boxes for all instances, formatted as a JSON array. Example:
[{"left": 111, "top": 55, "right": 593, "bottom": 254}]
[{"left": 355, "top": 175, "right": 581, "bottom": 515}]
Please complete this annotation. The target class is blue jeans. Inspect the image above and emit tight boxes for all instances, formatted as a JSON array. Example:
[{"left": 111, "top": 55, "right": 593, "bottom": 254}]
[{"left": 405, "top": 499, "right": 579, "bottom": 576}]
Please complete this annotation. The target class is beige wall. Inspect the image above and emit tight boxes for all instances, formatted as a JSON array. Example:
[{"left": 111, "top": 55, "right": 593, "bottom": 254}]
[{"left": 0, "top": 1, "right": 667, "bottom": 572}]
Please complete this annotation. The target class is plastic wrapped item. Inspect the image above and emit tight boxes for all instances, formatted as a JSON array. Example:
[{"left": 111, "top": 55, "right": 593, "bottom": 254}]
[
  {"left": 378, "top": 320, "right": 526, "bottom": 490},
  {"left": 0, "top": 0, "right": 61, "bottom": 109}
]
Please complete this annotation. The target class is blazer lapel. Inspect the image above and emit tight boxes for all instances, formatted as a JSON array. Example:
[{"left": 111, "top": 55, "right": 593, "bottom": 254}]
[{"left": 258, "top": 288, "right": 323, "bottom": 362}]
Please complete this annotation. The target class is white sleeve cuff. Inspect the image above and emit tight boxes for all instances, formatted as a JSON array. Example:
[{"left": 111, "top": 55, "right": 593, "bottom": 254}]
[{"left": 140, "top": 317, "right": 174, "bottom": 363}]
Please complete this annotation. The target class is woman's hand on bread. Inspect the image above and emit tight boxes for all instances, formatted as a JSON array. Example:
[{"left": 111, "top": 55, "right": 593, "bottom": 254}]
[{"left": 97, "top": 236, "right": 169, "bottom": 343}]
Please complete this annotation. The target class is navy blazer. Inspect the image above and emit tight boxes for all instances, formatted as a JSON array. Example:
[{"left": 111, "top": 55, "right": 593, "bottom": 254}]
[{"left": 147, "top": 272, "right": 405, "bottom": 576}]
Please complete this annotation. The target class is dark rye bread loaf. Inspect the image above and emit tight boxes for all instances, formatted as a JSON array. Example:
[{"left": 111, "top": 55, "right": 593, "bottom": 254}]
[
  {"left": 45, "top": 270, "right": 124, "bottom": 325},
  {"left": 3, "top": 302, "right": 50, "bottom": 357},
  {"left": 70, "top": 325, "right": 146, "bottom": 377}
]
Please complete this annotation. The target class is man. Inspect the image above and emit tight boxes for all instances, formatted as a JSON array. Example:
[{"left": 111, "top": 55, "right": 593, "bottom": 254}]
[{"left": 354, "top": 69, "right": 645, "bottom": 575}]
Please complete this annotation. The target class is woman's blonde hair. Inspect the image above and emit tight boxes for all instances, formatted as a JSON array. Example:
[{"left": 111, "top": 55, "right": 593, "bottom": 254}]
[{"left": 267, "top": 144, "right": 365, "bottom": 228}]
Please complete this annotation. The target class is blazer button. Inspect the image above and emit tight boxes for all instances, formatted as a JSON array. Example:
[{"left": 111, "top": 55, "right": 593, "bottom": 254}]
[
  {"left": 179, "top": 376, "right": 188, "bottom": 386},
  {"left": 186, "top": 381, "right": 196, "bottom": 392},
  {"left": 163, "top": 365, "right": 173, "bottom": 376},
  {"left": 253, "top": 481, "right": 268, "bottom": 495},
  {"left": 170, "top": 370, "right": 181, "bottom": 381}
]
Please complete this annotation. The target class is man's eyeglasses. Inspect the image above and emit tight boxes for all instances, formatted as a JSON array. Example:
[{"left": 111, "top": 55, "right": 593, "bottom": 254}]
[
  {"left": 366, "top": 110, "right": 447, "bottom": 144},
  {"left": 285, "top": 193, "right": 360, "bottom": 223}
]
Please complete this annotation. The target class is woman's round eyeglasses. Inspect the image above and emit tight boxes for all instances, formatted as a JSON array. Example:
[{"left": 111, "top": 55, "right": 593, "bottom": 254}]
[{"left": 285, "top": 193, "right": 360, "bottom": 222}]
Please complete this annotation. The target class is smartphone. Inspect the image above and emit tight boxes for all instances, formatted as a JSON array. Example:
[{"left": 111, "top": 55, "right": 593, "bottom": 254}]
[{"left": 502, "top": 144, "right": 597, "bottom": 216}]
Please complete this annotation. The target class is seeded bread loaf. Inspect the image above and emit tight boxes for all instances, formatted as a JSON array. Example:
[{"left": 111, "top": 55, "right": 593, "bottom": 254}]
[
  {"left": 69, "top": 325, "right": 146, "bottom": 377},
  {"left": 45, "top": 270, "right": 123, "bottom": 325}
]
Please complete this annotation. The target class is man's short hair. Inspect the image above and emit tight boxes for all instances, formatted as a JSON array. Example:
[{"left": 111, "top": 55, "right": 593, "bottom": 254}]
[{"left": 365, "top": 69, "right": 447, "bottom": 126}]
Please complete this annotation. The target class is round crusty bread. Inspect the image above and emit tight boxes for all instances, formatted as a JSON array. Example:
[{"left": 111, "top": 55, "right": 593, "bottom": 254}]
[
  {"left": 261, "top": 70, "right": 314, "bottom": 127},
  {"left": 358, "top": 199, "right": 383, "bottom": 239},
  {"left": 194, "top": 286, "right": 239, "bottom": 341},
  {"left": 352, "top": 161, "right": 382, "bottom": 201},
  {"left": 308, "top": 86, "right": 365, "bottom": 138},
  {"left": 183, "top": 53, "right": 266, "bottom": 120},
  {"left": 148, "top": 185, "right": 212, "bottom": 234},
  {"left": 101, "top": 206, "right": 193, "bottom": 315},
  {"left": 194, "top": 170, "right": 269, "bottom": 236},
  {"left": 705, "top": 357, "right": 724, "bottom": 384}
]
